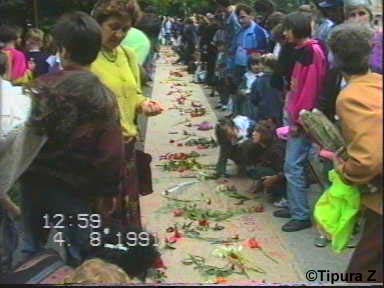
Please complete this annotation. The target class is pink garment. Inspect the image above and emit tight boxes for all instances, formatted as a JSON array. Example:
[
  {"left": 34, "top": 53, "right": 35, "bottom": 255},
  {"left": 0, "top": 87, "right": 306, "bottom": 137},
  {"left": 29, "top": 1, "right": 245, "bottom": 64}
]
[
  {"left": 3, "top": 48, "right": 28, "bottom": 81},
  {"left": 276, "top": 126, "right": 291, "bottom": 140},
  {"left": 319, "top": 149, "right": 335, "bottom": 160},
  {"left": 287, "top": 39, "right": 328, "bottom": 124}
]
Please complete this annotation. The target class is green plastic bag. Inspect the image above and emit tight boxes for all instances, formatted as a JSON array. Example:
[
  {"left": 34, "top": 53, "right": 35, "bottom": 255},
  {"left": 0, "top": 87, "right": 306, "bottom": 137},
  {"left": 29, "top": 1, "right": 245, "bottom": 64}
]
[{"left": 314, "top": 170, "right": 361, "bottom": 253}]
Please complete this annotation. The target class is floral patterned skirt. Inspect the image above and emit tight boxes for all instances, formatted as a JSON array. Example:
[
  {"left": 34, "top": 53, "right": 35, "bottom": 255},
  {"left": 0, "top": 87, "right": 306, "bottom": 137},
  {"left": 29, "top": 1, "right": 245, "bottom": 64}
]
[{"left": 96, "top": 140, "right": 142, "bottom": 229}]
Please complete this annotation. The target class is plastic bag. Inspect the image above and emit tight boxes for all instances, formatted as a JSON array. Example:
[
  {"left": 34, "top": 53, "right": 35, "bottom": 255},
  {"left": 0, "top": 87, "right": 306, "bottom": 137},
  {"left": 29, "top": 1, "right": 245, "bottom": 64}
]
[{"left": 314, "top": 170, "right": 361, "bottom": 253}]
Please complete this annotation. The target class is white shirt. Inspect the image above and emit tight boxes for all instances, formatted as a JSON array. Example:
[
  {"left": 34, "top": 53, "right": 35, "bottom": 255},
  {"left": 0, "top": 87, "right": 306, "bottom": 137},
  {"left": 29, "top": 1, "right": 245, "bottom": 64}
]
[
  {"left": 0, "top": 79, "right": 47, "bottom": 198},
  {"left": 232, "top": 115, "right": 253, "bottom": 144}
]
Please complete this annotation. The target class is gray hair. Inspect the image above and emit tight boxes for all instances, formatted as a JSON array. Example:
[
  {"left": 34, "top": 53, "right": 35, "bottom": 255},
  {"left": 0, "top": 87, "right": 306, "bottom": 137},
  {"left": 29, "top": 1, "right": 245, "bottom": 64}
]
[
  {"left": 328, "top": 22, "right": 374, "bottom": 75},
  {"left": 344, "top": 0, "right": 373, "bottom": 21}
]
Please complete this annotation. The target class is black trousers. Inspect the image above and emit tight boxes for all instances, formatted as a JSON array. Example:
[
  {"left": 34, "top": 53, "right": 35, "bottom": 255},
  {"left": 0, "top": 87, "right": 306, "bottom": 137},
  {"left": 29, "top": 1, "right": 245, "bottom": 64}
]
[{"left": 346, "top": 208, "right": 383, "bottom": 283}]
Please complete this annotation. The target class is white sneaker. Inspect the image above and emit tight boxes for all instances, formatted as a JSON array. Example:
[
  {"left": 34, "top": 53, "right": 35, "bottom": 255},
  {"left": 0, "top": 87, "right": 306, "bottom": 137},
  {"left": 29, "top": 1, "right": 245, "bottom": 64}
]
[
  {"left": 273, "top": 198, "right": 289, "bottom": 208},
  {"left": 221, "top": 105, "right": 228, "bottom": 111}
]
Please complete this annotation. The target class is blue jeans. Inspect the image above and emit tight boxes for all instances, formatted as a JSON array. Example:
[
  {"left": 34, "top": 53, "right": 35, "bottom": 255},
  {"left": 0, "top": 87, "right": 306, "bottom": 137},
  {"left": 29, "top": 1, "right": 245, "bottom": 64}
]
[{"left": 284, "top": 133, "right": 312, "bottom": 221}]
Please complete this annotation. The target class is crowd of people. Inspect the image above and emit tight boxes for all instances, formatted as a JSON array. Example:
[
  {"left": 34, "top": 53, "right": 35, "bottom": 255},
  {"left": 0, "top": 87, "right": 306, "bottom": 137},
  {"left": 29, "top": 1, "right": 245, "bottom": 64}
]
[
  {"left": 160, "top": 0, "right": 382, "bottom": 282},
  {"left": 0, "top": 0, "right": 382, "bottom": 284}
]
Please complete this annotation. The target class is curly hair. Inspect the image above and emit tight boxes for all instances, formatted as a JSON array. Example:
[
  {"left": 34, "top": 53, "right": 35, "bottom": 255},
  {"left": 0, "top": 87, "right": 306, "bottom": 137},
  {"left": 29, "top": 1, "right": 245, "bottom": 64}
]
[
  {"left": 25, "top": 28, "right": 44, "bottom": 42},
  {"left": 28, "top": 71, "right": 119, "bottom": 144},
  {"left": 92, "top": 0, "right": 142, "bottom": 26},
  {"left": 64, "top": 259, "right": 131, "bottom": 284},
  {"left": 235, "top": 3, "right": 254, "bottom": 17},
  {"left": 328, "top": 23, "right": 374, "bottom": 75}
]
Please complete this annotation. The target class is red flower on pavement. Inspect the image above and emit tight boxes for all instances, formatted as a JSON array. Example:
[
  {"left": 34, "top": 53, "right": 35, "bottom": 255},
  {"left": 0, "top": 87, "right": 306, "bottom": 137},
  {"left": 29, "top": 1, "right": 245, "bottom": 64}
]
[
  {"left": 198, "top": 219, "right": 210, "bottom": 227},
  {"left": 246, "top": 238, "right": 279, "bottom": 264},
  {"left": 153, "top": 256, "right": 168, "bottom": 269},
  {"left": 197, "top": 145, "right": 208, "bottom": 150},
  {"left": 246, "top": 238, "right": 262, "bottom": 249},
  {"left": 173, "top": 209, "right": 185, "bottom": 217},
  {"left": 167, "top": 228, "right": 183, "bottom": 243},
  {"left": 215, "top": 277, "right": 229, "bottom": 284},
  {"left": 174, "top": 228, "right": 183, "bottom": 238}
]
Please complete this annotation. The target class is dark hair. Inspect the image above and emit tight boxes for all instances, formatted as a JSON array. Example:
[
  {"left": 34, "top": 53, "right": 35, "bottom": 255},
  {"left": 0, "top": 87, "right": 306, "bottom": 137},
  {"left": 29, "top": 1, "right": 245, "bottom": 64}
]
[
  {"left": 136, "top": 13, "right": 162, "bottom": 38},
  {"left": 92, "top": 0, "right": 142, "bottom": 26},
  {"left": 90, "top": 224, "right": 161, "bottom": 279},
  {"left": 0, "top": 25, "right": 18, "bottom": 44},
  {"left": 262, "top": 55, "right": 277, "bottom": 71},
  {"left": 215, "top": 0, "right": 231, "bottom": 7},
  {"left": 254, "top": 119, "right": 278, "bottom": 145},
  {"left": 253, "top": 0, "right": 276, "bottom": 16},
  {"left": 271, "top": 23, "right": 285, "bottom": 42},
  {"left": 215, "top": 118, "right": 236, "bottom": 145},
  {"left": 328, "top": 23, "right": 373, "bottom": 75},
  {"left": 248, "top": 55, "right": 262, "bottom": 69},
  {"left": 265, "top": 11, "right": 285, "bottom": 30},
  {"left": 282, "top": 12, "right": 312, "bottom": 39},
  {"left": 0, "top": 51, "right": 7, "bottom": 76},
  {"left": 28, "top": 71, "right": 119, "bottom": 143},
  {"left": 53, "top": 12, "right": 102, "bottom": 66},
  {"left": 235, "top": 4, "right": 254, "bottom": 16}
]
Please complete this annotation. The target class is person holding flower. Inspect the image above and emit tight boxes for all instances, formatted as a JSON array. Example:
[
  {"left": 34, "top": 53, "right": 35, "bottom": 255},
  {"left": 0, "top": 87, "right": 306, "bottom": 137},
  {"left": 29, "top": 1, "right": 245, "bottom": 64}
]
[{"left": 91, "top": 0, "right": 164, "bottom": 229}]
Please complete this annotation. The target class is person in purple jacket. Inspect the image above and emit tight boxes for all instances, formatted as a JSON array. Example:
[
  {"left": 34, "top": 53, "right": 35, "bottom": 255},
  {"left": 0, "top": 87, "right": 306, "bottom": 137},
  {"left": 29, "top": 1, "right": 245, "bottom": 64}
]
[{"left": 273, "top": 12, "right": 328, "bottom": 232}]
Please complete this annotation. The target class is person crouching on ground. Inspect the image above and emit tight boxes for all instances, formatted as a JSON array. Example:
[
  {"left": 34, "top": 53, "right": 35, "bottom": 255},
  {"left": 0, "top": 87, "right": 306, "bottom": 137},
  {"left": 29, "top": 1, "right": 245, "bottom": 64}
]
[
  {"left": 215, "top": 116, "right": 257, "bottom": 177},
  {"left": 248, "top": 119, "right": 287, "bottom": 208}
]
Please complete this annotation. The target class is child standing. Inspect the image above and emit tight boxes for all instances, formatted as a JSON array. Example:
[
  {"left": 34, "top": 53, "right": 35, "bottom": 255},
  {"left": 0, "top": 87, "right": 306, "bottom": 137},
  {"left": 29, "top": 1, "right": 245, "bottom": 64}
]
[
  {"left": 232, "top": 55, "right": 263, "bottom": 119},
  {"left": 25, "top": 28, "right": 50, "bottom": 77},
  {"left": 250, "top": 54, "right": 284, "bottom": 124},
  {"left": 0, "top": 25, "right": 34, "bottom": 85},
  {"left": 274, "top": 12, "right": 328, "bottom": 232}
]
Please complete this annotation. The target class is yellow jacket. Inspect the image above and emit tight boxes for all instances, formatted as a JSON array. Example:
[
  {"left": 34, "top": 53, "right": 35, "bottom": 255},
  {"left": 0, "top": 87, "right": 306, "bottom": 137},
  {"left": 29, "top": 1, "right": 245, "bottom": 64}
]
[
  {"left": 91, "top": 46, "right": 147, "bottom": 137},
  {"left": 336, "top": 73, "right": 383, "bottom": 215}
]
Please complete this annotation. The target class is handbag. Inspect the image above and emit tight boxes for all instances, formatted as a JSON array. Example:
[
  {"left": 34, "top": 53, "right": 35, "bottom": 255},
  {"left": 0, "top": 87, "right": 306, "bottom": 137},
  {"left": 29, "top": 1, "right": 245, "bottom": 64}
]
[{"left": 135, "top": 149, "right": 153, "bottom": 196}]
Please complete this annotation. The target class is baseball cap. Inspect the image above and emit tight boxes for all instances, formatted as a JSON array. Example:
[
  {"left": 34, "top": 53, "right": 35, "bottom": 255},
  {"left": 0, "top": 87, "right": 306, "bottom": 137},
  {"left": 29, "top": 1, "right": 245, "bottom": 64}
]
[{"left": 318, "top": 0, "right": 344, "bottom": 8}]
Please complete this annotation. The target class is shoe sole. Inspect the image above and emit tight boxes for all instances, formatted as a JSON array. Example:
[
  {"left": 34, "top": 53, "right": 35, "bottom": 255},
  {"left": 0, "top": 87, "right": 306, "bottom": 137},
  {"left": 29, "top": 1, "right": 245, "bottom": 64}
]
[
  {"left": 282, "top": 223, "right": 312, "bottom": 232},
  {"left": 273, "top": 211, "right": 292, "bottom": 219}
]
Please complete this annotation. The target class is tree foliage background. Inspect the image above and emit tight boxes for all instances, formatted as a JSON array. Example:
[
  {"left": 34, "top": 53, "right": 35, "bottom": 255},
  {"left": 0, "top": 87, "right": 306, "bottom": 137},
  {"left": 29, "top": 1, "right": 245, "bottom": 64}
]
[{"left": 0, "top": 0, "right": 309, "bottom": 28}]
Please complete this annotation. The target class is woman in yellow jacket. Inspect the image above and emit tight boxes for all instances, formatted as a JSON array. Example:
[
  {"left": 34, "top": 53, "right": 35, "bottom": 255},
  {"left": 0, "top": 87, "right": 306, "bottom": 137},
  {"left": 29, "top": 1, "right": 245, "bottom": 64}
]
[{"left": 91, "top": 0, "right": 164, "bottom": 228}]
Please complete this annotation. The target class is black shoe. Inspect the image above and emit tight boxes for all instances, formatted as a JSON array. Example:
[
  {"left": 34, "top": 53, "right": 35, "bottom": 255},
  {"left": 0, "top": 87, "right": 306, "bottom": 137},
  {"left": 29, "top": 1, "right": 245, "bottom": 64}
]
[
  {"left": 314, "top": 235, "right": 330, "bottom": 247},
  {"left": 282, "top": 219, "right": 312, "bottom": 232},
  {"left": 215, "top": 104, "right": 222, "bottom": 110},
  {"left": 273, "top": 209, "right": 291, "bottom": 219}
]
